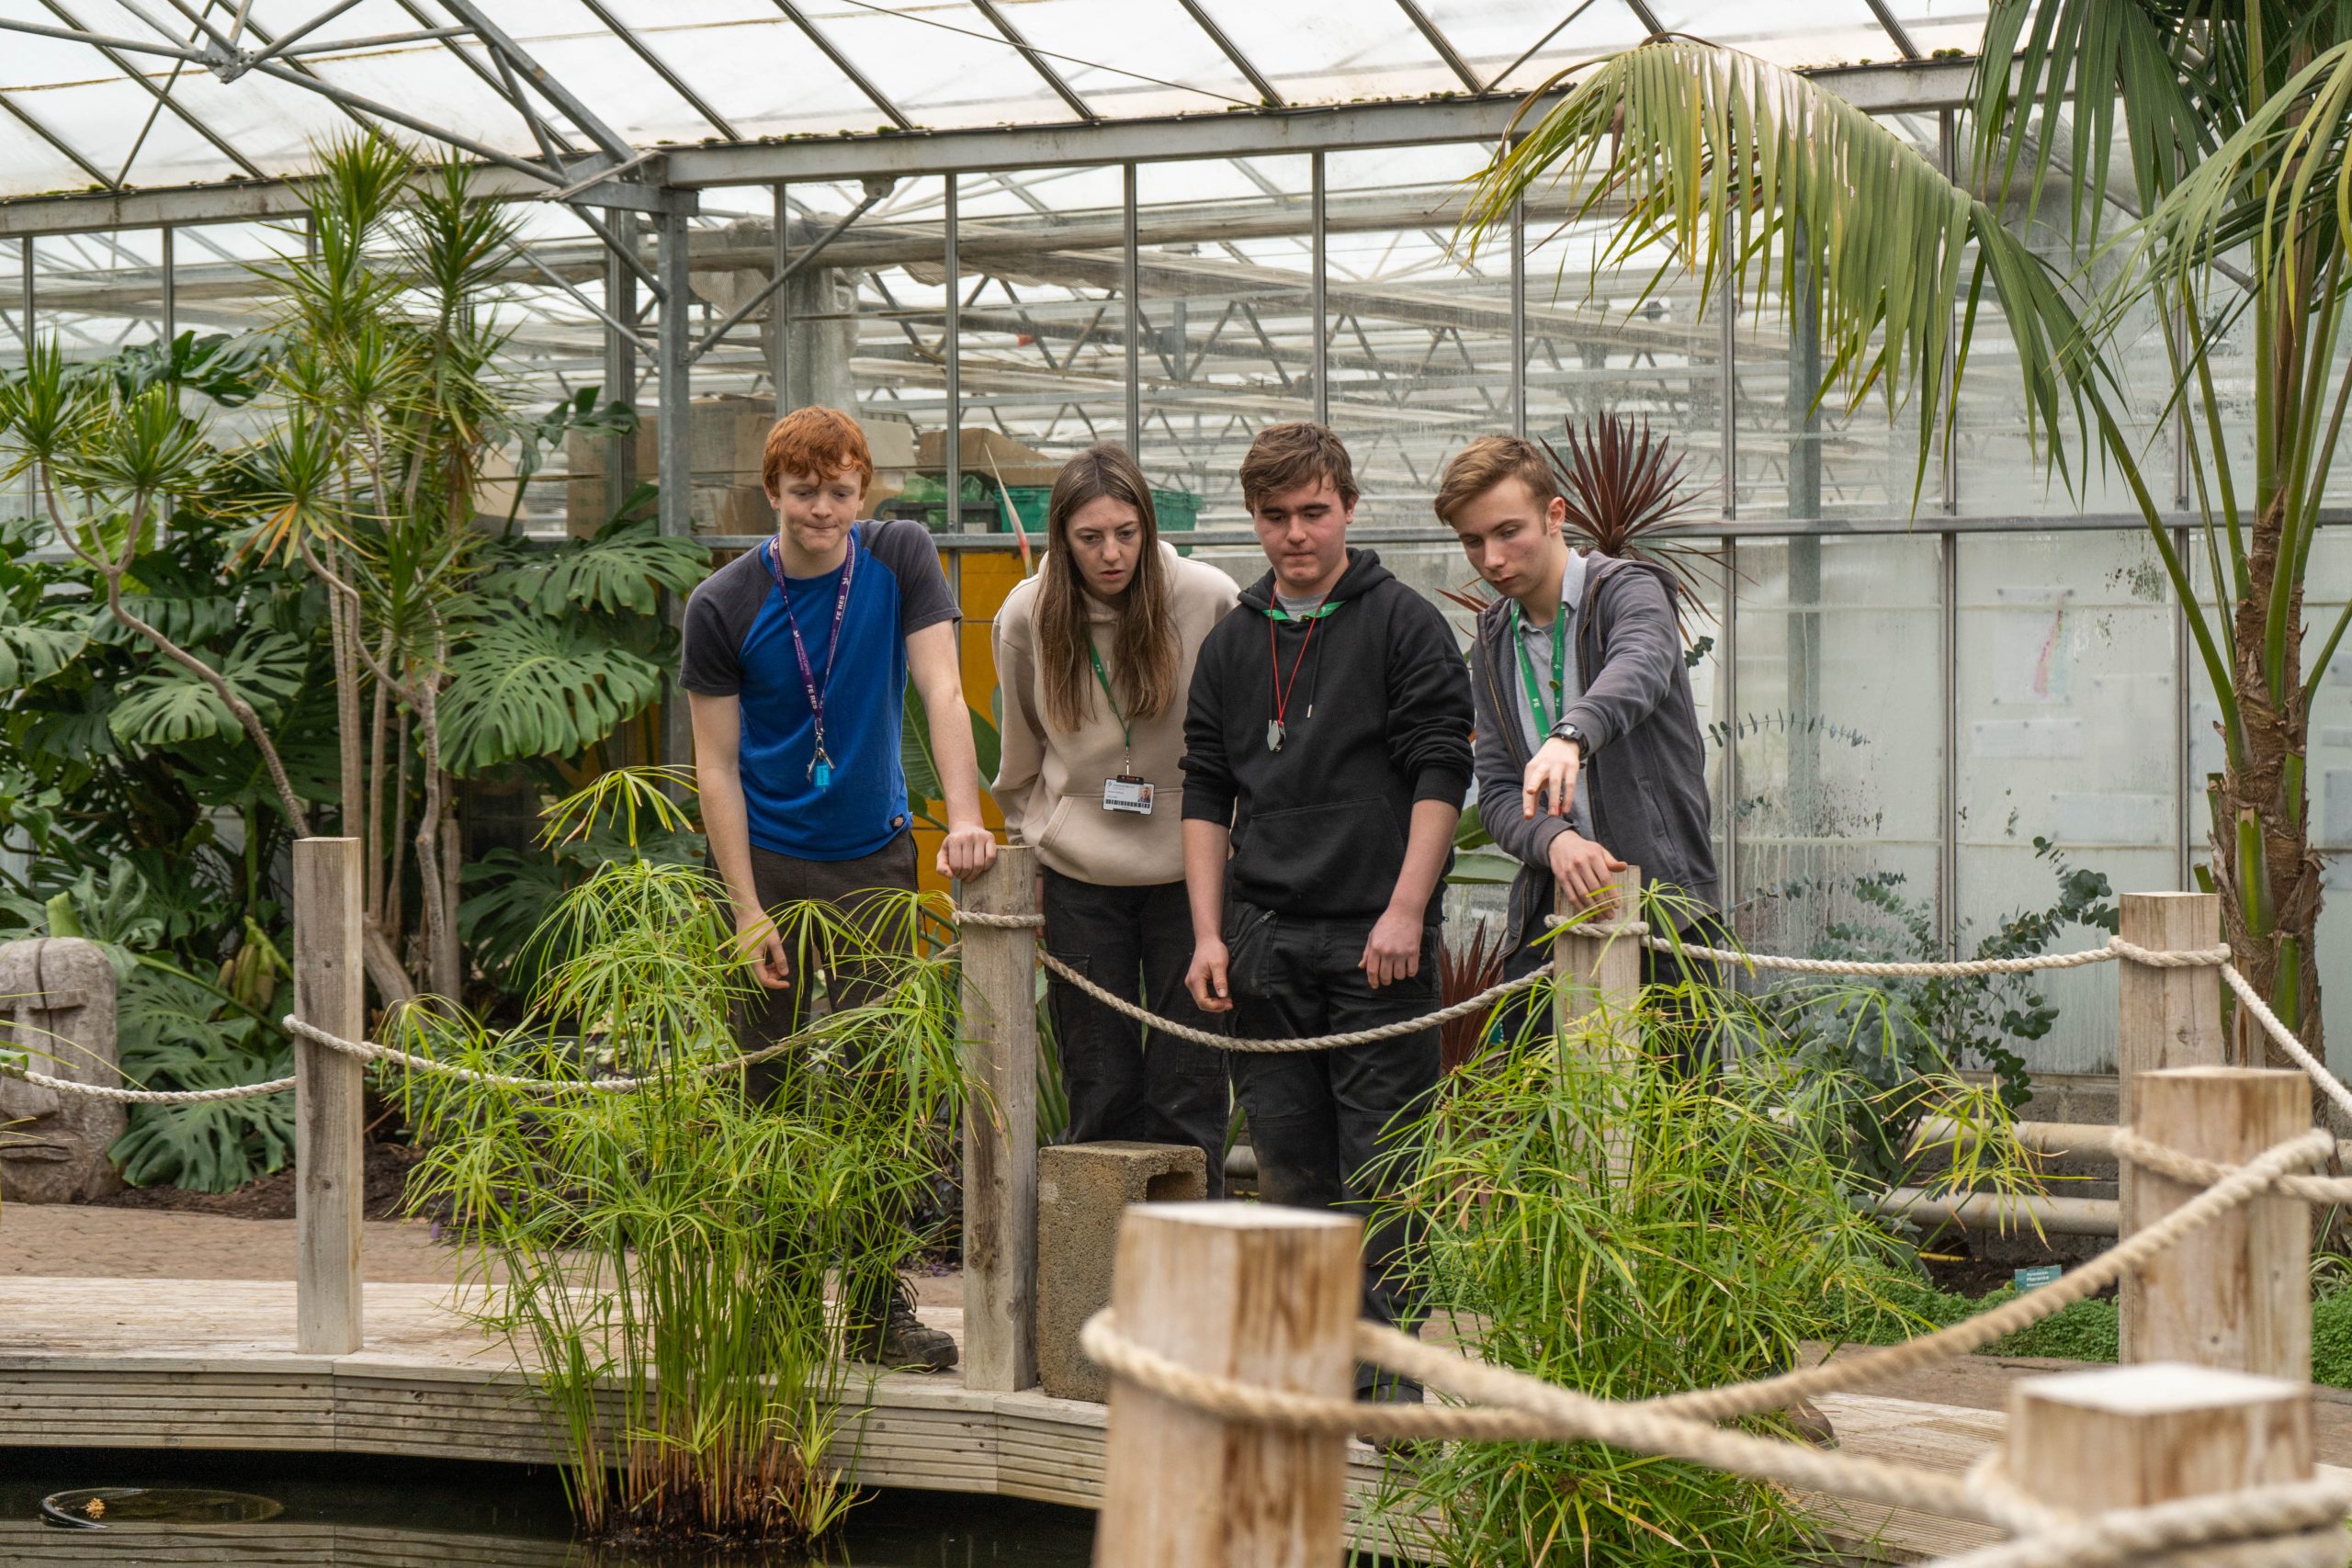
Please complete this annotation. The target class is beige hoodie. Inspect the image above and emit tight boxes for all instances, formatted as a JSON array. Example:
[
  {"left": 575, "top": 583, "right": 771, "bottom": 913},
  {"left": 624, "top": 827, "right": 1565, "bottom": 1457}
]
[{"left": 990, "top": 544, "right": 1238, "bottom": 886}]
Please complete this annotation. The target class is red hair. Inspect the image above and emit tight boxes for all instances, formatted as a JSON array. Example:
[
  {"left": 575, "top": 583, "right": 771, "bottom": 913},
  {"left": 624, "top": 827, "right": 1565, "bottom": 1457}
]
[{"left": 762, "top": 406, "right": 874, "bottom": 497}]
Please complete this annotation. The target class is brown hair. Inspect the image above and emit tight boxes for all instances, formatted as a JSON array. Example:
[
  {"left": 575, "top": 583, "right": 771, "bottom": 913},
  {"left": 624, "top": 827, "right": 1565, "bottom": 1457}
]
[
  {"left": 1238, "top": 421, "right": 1358, "bottom": 511},
  {"left": 762, "top": 406, "right": 874, "bottom": 497},
  {"left": 1433, "top": 434, "right": 1560, "bottom": 525},
  {"left": 1035, "top": 443, "right": 1181, "bottom": 734}
]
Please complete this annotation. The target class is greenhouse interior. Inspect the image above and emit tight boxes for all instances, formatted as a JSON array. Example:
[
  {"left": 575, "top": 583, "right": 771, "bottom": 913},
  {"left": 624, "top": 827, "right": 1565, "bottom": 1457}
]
[{"left": 6, "top": 3, "right": 2352, "bottom": 1565}]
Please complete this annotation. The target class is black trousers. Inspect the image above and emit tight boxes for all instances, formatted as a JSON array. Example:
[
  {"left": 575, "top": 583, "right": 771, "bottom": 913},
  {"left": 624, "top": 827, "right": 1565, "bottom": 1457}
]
[
  {"left": 729, "top": 832, "right": 922, "bottom": 1317},
  {"left": 1042, "top": 867, "right": 1231, "bottom": 1198},
  {"left": 1224, "top": 901, "right": 1442, "bottom": 1394}
]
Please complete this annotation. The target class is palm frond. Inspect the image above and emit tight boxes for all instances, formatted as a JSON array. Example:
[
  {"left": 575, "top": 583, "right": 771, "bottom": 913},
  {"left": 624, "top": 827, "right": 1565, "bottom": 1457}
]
[{"left": 1462, "top": 39, "right": 2104, "bottom": 504}]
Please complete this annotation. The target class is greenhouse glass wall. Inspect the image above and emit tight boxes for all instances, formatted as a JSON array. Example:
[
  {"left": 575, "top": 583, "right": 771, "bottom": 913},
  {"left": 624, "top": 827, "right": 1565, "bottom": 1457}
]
[{"left": 1, "top": 3, "right": 2344, "bottom": 1079}]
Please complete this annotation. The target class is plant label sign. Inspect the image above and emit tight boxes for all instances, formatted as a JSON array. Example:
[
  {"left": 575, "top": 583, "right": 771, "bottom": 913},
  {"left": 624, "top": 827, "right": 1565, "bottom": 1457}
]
[{"left": 2013, "top": 1264, "right": 2064, "bottom": 1293}]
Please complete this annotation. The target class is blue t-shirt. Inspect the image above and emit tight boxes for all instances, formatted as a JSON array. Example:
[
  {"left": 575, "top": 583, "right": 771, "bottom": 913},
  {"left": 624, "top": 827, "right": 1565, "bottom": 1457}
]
[{"left": 678, "top": 519, "right": 957, "bottom": 861}]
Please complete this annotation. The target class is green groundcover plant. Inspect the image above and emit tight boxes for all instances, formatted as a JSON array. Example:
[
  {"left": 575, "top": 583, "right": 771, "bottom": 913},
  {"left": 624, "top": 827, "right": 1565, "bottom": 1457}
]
[{"left": 395, "top": 770, "right": 968, "bottom": 1547}]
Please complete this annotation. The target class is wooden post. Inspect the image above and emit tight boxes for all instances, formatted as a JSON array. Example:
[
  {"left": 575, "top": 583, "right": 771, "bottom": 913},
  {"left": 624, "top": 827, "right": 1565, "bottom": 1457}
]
[
  {"left": 1097, "top": 1203, "right": 1360, "bottom": 1568},
  {"left": 2115, "top": 890, "right": 2224, "bottom": 1359},
  {"left": 958, "top": 842, "right": 1039, "bottom": 1393},
  {"left": 2007, "top": 1362, "right": 2312, "bottom": 1530},
  {"left": 292, "top": 837, "right": 365, "bottom": 1356},
  {"left": 2123, "top": 1066, "right": 2310, "bottom": 1377},
  {"left": 1550, "top": 863, "right": 1643, "bottom": 1056},
  {"left": 1553, "top": 866, "right": 1643, "bottom": 1178}
]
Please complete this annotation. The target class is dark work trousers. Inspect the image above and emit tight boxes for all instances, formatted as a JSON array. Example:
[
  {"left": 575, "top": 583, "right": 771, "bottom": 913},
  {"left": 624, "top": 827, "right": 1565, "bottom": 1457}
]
[
  {"left": 1224, "top": 901, "right": 1442, "bottom": 1398},
  {"left": 1492, "top": 916, "right": 1725, "bottom": 1075},
  {"left": 729, "top": 831, "right": 922, "bottom": 1323},
  {"left": 1041, "top": 866, "right": 1231, "bottom": 1199}
]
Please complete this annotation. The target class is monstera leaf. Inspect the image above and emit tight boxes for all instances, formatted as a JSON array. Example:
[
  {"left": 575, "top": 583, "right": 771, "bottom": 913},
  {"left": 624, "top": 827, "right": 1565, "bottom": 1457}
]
[
  {"left": 0, "top": 600, "right": 87, "bottom": 686},
  {"left": 107, "top": 628, "right": 309, "bottom": 747},
  {"left": 477, "top": 502, "right": 709, "bottom": 617},
  {"left": 440, "top": 615, "right": 665, "bottom": 773}
]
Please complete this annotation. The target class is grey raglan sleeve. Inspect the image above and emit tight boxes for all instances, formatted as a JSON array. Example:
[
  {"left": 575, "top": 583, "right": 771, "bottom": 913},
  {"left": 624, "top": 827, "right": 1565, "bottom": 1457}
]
[
  {"left": 1560, "top": 567, "right": 1679, "bottom": 752},
  {"left": 1472, "top": 628, "right": 1575, "bottom": 873},
  {"left": 865, "top": 518, "right": 958, "bottom": 637},
  {"left": 679, "top": 556, "right": 762, "bottom": 696}
]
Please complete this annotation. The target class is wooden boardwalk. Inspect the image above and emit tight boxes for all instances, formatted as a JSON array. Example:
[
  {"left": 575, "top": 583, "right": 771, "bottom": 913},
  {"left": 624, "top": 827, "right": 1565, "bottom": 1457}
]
[{"left": 9, "top": 1274, "right": 2341, "bottom": 1562}]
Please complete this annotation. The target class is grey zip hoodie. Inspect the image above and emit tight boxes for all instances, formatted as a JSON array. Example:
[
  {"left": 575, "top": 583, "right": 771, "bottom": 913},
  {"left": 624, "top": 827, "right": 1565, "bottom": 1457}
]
[{"left": 1470, "top": 553, "right": 1718, "bottom": 962}]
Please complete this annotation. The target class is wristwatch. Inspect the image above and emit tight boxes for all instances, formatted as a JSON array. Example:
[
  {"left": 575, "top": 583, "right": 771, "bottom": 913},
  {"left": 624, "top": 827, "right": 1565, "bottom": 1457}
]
[{"left": 1549, "top": 719, "right": 1587, "bottom": 751}]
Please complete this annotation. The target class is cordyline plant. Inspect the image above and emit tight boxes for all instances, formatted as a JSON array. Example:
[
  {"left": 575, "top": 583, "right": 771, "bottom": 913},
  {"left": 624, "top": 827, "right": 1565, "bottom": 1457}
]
[{"left": 1459, "top": 8, "right": 2352, "bottom": 1088}]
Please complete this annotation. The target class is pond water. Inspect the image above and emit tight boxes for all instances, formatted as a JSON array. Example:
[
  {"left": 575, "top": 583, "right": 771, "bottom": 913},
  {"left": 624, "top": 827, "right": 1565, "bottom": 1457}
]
[{"left": 0, "top": 1450, "right": 1097, "bottom": 1565}]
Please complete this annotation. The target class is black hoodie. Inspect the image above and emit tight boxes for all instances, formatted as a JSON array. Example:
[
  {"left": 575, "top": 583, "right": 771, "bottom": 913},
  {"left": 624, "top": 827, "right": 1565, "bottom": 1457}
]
[{"left": 1179, "top": 548, "right": 1474, "bottom": 924}]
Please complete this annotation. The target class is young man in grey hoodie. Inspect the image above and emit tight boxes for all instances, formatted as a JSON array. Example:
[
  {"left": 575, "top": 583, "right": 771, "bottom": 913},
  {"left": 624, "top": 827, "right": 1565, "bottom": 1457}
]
[{"left": 1435, "top": 434, "right": 1720, "bottom": 1036}]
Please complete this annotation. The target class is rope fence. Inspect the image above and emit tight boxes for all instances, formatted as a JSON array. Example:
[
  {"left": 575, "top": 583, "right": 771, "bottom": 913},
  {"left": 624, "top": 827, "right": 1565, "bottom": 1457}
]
[
  {"left": 1083, "top": 1120, "right": 2352, "bottom": 1568},
  {"left": 0, "top": 913, "right": 2328, "bottom": 1103}
]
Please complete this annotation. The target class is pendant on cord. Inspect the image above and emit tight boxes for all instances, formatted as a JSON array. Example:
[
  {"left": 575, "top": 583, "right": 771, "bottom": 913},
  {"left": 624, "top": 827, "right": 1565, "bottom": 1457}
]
[{"left": 1266, "top": 718, "right": 1284, "bottom": 751}]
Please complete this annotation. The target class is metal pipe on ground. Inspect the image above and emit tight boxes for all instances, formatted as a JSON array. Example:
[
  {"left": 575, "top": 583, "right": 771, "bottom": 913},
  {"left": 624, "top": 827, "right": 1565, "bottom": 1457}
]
[{"left": 1873, "top": 1186, "right": 2120, "bottom": 1237}]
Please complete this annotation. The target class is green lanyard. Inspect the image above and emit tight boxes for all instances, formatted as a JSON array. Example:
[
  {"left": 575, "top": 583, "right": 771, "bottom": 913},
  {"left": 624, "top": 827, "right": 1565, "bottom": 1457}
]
[
  {"left": 1511, "top": 602, "right": 1569, "bottom": 733},
  {"left": 1087, "top": 636, "right": 1132, "bottom": 769}
]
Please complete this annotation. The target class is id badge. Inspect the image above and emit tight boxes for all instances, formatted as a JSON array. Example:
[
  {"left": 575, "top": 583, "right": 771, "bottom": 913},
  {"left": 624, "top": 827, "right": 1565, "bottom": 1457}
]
[{"left": 1102, "top": 774, "right": 1154, "bottom": 816}]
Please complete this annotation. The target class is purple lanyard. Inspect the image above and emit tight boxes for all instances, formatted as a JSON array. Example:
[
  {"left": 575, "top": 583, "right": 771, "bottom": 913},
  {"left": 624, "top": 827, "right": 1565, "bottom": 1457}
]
[{"left": 764, "top": 528, "right": 858, "bottom": 786}]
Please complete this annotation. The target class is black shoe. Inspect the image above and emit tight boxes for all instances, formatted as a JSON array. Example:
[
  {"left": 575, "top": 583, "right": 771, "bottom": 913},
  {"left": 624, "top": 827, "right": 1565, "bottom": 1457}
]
[
  {"left": 847, "top": 1280, "right": 958, "bottom": 1372},
  {"left": 1358, "top": 1373, "right": 1427, "bottom": 1455}
]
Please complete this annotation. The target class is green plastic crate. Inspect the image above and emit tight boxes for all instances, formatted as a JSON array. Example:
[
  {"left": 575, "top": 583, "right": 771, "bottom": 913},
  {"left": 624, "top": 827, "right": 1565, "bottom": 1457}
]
[{"left": 993, "top": 485, "right": 1201, "bottom": 535}]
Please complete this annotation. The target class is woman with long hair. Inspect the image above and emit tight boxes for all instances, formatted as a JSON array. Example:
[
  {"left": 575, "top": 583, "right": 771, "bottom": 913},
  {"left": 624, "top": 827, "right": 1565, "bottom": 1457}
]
[{"left": 991, "top": 443, "right": 1238, "bottom": 1192}]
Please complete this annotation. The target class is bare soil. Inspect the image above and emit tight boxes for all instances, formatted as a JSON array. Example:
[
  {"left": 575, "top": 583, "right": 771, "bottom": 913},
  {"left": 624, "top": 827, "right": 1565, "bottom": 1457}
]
[{"left": 81, "top": 1140, "right": 425, "bottom": 1223}]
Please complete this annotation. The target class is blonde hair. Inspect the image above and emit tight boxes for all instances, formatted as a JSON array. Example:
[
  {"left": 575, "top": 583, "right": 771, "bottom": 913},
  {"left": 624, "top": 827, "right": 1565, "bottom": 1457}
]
[
  {"left": 1035, "top": 444, "right": 1180, "bottom": 733},
  {"left": 1433, "top": 434, "right": 1560, "bottom": 524}
]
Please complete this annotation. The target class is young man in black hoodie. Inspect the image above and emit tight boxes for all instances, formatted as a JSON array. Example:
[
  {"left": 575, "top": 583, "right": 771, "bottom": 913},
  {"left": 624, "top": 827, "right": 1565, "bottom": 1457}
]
[{"left": 1181, "top": 422, "right": 1474, "bottom": 1399}]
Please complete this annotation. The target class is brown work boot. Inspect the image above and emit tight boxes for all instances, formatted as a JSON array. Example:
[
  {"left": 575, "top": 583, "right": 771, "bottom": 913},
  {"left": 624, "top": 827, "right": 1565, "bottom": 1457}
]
[{"left": 845, "top": 1278, "right": 958, "bottom": 1372}]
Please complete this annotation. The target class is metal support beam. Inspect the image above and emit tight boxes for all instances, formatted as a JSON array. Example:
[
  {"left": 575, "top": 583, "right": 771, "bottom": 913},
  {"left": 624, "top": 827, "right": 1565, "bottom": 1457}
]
[
  {"left": 1510, "top": 177, "right": 1525, "bottom": 438},
  {"left": 944, "top": 178, "right": 962, "bottom": 529},
  {"left": 160, "top": 224, "right": 174, "bottom": 341},
  {"left": 655, "top": 206, "right": 693, "bottom": 767},
  {"left": 0, "top": 92, "right": 116, "bottom": 190},
  {"left": 232, "top": 0, "right": 367, "bottom": 73},
  {"left": 604, "top": 209, "right": 639, "bottom": 518},
  {"left": 1124, "top": 163, "right": 1141, "bottom": 453},
  {"left": 1862, "top": 0, "right": 1922, "bottom": 61},
  {"left": 689, "top": 181, "right": 888, "bottom": 362},
  {"left": 435, "top": 0, "right": 636, "bottom": 160},
  {"left": 36, "top": 0, "right": 266, "bottom": 179},
  {"left": 1310, "top": 152, "right": 1328, "bottom": 425}
]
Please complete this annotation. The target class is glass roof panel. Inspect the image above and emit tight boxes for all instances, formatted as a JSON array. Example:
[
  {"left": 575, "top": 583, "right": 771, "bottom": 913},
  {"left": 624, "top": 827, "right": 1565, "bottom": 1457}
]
[
  {"left": 792, "top": 1, "right": 1084, "bottom": 129},
  {"left": 1182, "top": 0, "right": 1466, "bottom": 105},
  {"left": 1651, "top": 0, "right": 1910, "bottom": 68},
  {"left": 590, "top": 3, "right": 888, "bottom": 138},
  {"left": 0, "top": 0, "right": 1997, "bottom": 204},
  {"left": 995, "top": 0, "right": 1261, "bottom": 116}
]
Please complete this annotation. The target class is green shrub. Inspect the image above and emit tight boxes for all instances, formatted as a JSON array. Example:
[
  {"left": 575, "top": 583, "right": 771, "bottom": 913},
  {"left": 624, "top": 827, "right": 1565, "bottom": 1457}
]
[
  {"left": 401, "top": 772, "right": 967, "bottom": 1546},
  {"left": 1379, "top": 998, "right": 1925, "bottom": 1567}
]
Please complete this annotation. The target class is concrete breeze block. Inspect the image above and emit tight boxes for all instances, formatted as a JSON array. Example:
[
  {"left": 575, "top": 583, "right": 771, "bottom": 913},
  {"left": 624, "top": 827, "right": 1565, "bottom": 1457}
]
[{"left": 1035, "top": 1141, "right": 1208, "bottom": 1402}]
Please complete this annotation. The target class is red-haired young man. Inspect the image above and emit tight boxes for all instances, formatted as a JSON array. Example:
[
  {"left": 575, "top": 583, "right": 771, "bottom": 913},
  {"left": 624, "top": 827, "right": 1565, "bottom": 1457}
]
[{"left": 681, "top": 406, "right": 996, "bottom": 1372}]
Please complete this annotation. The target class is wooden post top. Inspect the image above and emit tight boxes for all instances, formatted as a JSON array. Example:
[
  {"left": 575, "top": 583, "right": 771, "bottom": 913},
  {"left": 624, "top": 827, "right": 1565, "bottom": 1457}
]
[
  {"left": 2141, "top": 1065, "right": 2305, "bottom": 1087},
  {"left": 957, "top": 840, "right": 1034, "bottom": 905},
  {"left": 2018, "top": 1361, "right": 2307, "bottom": 1417},
  {"left": 1123, "top": 1201, "right": 1359, "bottom": 1235}
]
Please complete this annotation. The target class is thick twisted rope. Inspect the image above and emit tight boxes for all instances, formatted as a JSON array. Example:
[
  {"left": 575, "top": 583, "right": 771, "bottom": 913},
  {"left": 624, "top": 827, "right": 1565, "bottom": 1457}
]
[
  {"left": 1640, "top": 1126, "right": 2334, "bottom": 1422},
  {"left": 2110, "top": 1127, "right": 2352, "bottom": 1205},
  {"left": 2221, "top": 962, "right": 2352, "bottom": 1127},
  {"left": 958, "top": 907, "right": 2232, "bottom": 1052},
  {"left": 281, "top": 1016, "right": 817, "bottom": 1093},
  {"left": 3, "top": 1062, "right": 295, "bottom": 1104},
  {"left": 1079, "top": 1310, "right": 1984, "bottom": 1522},
  {"left": 1080, "top": 1311, "right": 2352, "bottom": 1564}
]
